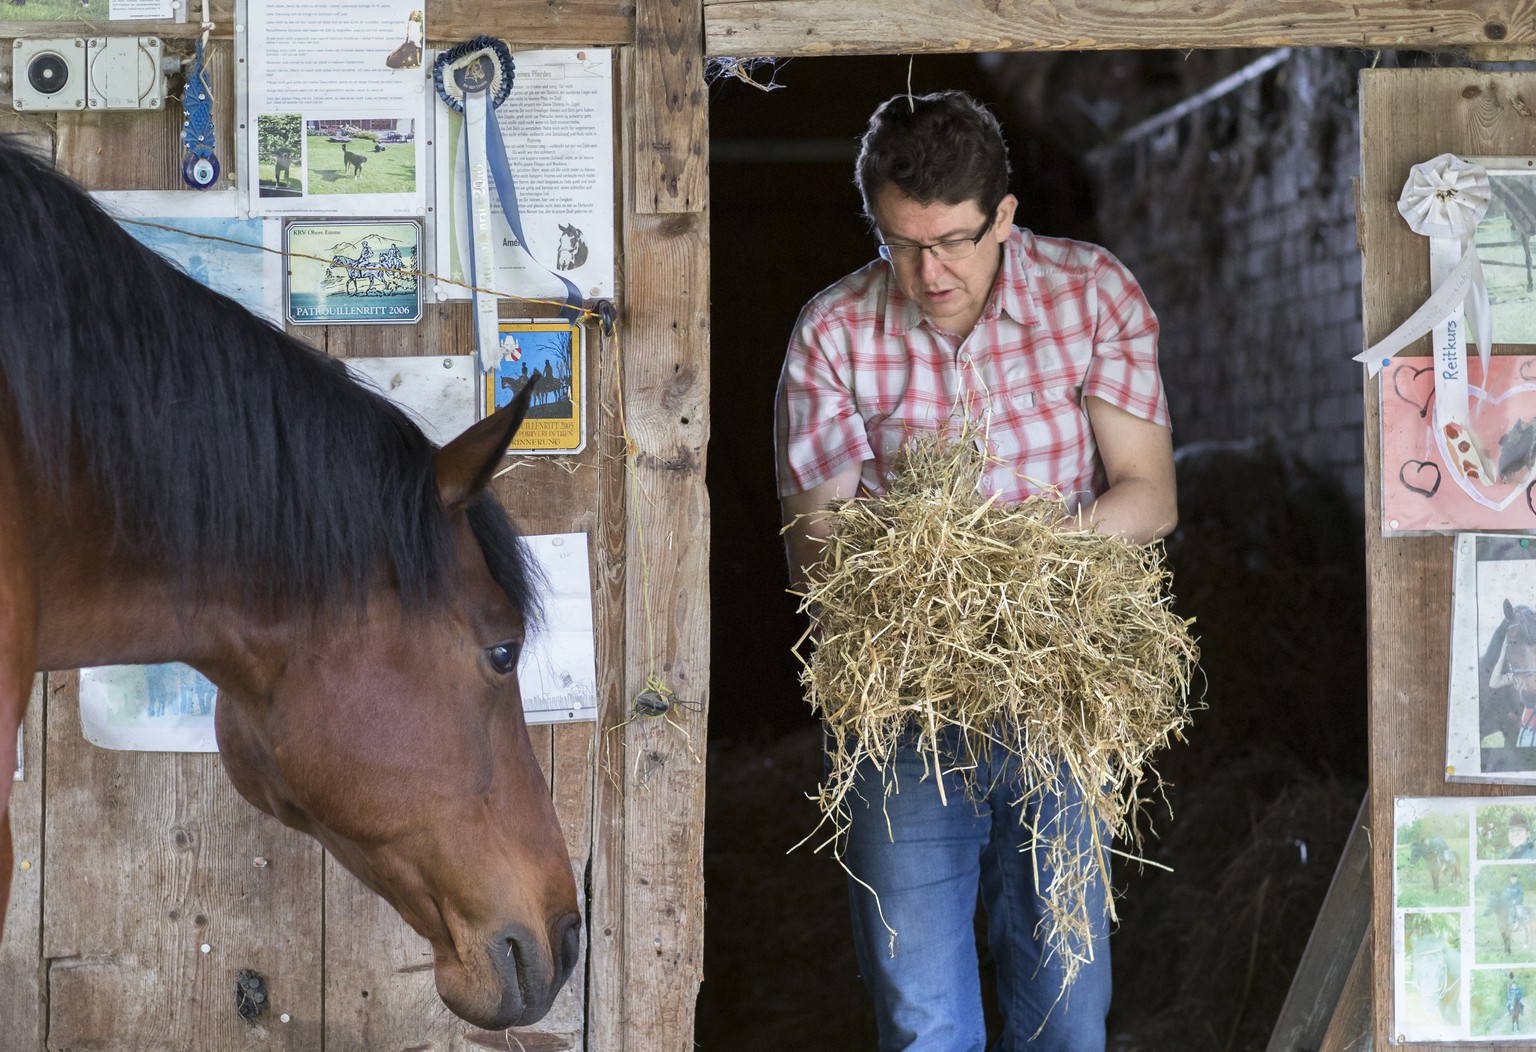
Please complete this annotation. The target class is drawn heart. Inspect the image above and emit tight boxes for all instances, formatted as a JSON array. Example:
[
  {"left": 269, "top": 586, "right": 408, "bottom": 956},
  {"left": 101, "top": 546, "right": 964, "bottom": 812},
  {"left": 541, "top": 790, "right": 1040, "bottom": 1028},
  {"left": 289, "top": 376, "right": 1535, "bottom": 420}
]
[
  {"left": 1392, "top": 364, "right": 1436, "bottom": 418},
  {"left": 1400, "top": 459, "right": 1442, "bottom": 498}
]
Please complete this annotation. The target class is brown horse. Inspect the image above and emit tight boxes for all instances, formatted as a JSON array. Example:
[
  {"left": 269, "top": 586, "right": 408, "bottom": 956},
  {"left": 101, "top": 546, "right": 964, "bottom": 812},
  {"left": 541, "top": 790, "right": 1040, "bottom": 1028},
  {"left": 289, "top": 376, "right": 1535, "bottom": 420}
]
[{"left": 0, "top": 137, "right": 579, "bottom": 1029}]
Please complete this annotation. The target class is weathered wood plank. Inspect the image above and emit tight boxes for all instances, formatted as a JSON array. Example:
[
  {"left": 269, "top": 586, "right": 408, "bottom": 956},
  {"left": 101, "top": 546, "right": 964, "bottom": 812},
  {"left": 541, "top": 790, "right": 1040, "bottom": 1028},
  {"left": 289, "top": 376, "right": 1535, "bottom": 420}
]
[
  {"left": 43, "top": 671, "right": 325, "bottom": 1050},
  {"left": 1359, "top": 68, "right": 1536, "bottom": 1051},
  {"left": 0, "top": 676, "right": 45, "bottom": 1052},
  {"left": 605, "top": 38, "right": 710, "bottom": 1047},
  {"left": 0, "top": 1, "right": 633, "bottom": 46},
  {"left": 635, "top": 0, "right": 707, "bottom": 212},
  {"left": 587, "top": 317, "right": 636, "bottom": 1051},
  {"left": 703, "top": 0, "right": 1536, "bottom": 57}
]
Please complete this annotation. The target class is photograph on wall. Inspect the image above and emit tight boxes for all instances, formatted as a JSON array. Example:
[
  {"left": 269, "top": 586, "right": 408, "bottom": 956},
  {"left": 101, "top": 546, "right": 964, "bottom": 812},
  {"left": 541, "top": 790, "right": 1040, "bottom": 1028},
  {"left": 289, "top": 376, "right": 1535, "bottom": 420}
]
[
  {"left": 486, "top": 320, "right": 586, "bottom": 454},
  {"left": 1471, "top": 159, "right": 1536, "bottom": 346},
  {"left": 256, "top": 113, "right": 305, "bottom": 198},
  {"left": 432, "top": 48, "right": 615, "bottom": 305},
  {"left": 78, "top": 664, "right": 219, "bottom": 752},
  {"left": 6, "top": 0, "right": 107, "bottom": 19},
  {"left": 1447, "top": 533, "right": 1536, "bottom": 782},
  {"left": 1393, "top": 796, "right": 1536, "bottom": 1041},
  {"left": 285, "top": 219, "right": 422, "bottom": 324},
  {"left": 520, "top": 533, "right": 598, "bottom": 724},
  {"left": 1380, "top": 355, "right": 1536, "bottom": 533},
  {"left": 94, "top": 189, "right": 284, "bottom": 325},
  {"left": 302, "top": 118, "right": 418, "bottom": 197},
  {"left": 242, "top": 0, "right": 427, "bottom": 217}
]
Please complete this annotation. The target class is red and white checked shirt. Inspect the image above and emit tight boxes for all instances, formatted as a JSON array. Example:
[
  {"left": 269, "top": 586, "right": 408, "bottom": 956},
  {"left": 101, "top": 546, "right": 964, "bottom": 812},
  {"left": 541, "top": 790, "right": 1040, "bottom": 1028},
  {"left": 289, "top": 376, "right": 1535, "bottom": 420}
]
[{"left": 775, "top": 227, "right": 1170, "bottom": 509}]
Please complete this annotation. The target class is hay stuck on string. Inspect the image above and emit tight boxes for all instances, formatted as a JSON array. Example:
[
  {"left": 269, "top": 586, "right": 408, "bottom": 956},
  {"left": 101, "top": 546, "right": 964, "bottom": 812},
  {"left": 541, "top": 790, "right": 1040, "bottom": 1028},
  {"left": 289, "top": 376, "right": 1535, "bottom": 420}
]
[{"left": 793, "top": 432, "right": 1198, "bottom": 990}]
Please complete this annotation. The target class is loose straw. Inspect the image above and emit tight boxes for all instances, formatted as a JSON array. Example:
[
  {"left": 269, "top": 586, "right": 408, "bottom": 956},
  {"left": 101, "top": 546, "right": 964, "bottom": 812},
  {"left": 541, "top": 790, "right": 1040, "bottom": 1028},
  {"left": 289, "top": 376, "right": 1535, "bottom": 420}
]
[{"left": 792, "top": 432, "right": 1198, "bottom": 990}]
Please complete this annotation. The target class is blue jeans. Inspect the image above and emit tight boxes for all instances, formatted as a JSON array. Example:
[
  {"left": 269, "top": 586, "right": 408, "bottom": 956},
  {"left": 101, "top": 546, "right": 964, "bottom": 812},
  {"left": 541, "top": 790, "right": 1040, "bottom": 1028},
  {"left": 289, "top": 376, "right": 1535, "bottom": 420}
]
[{"left": 840, "top": 733, "right": 1112, "bottom": 1051}]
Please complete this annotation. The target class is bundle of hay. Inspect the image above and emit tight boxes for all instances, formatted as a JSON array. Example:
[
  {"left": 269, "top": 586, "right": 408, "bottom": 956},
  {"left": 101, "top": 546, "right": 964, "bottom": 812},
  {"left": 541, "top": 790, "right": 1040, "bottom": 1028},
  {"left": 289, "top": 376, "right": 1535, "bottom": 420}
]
[{"left": 793, "top": 433, "right": 1198, "bottom": 988}]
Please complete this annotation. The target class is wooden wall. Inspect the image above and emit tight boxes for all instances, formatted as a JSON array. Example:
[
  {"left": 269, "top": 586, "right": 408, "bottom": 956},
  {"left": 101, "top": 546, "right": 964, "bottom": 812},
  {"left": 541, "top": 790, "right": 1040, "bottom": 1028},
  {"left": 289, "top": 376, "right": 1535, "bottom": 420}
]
[
  {"left": 8, "top": 2, "right": 1528, "bottom": 1049},
  {"left": 0, "top": 0, "right": 709, "bottom": 1046},
  {"left": 1357, "top": 68, "right": 1536, "bottom": 1050}
]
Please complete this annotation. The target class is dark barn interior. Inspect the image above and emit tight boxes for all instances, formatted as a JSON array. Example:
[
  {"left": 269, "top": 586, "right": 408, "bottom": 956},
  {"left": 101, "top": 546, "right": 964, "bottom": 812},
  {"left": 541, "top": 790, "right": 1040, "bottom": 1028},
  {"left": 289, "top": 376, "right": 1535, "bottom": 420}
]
[{"left": 699, "top": 50, "right": 1372, "bottom": 1050}]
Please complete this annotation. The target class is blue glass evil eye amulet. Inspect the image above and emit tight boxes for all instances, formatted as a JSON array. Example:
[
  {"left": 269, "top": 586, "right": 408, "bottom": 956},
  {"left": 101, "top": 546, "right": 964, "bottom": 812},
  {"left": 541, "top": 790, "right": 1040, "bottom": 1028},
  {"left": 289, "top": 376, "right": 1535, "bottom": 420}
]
[{"left": 180, "top": 40, "right": 220, "bottom": 191}]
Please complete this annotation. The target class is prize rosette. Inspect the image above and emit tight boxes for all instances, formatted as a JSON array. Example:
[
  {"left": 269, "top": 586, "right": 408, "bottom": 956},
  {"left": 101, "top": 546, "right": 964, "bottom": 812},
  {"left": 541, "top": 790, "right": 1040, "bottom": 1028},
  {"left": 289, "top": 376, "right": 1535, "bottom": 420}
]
[{"left": 432, "top": 36, "right": 515, "bottom": 113}]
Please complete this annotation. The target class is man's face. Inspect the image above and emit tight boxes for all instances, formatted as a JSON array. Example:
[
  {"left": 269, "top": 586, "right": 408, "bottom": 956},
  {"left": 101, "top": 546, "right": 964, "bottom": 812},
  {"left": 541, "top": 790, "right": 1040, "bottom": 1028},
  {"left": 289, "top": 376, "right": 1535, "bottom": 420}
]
[
  {"left": 870, "top": 185, "right": 1016, "bottom": 337},
  {"left": 1514, "top": 824, "right": 1530, "bottom": 850}
]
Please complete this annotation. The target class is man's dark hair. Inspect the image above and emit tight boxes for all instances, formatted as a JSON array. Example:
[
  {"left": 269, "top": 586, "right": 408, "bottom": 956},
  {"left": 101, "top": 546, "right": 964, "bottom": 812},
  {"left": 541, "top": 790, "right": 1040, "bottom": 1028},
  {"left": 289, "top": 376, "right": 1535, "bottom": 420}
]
[{"left": 855, "top": 90, "right": 1011, "bottom": 224}]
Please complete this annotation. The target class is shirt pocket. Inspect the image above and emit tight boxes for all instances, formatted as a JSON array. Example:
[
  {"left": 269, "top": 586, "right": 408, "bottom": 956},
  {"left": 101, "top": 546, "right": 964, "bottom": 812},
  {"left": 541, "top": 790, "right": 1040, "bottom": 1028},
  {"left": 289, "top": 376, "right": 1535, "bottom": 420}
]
[{"left": 992, "top": 380, "right": 1080, "bottom": 419}]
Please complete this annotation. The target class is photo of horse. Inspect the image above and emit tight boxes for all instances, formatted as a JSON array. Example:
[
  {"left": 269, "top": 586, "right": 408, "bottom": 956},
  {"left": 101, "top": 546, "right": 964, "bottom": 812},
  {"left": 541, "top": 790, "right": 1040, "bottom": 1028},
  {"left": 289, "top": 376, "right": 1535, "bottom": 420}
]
[
  {"left": 1397, "top": 806, "right": 1471, "bottom": 909},
  {"left": 1476, "top": 864, "right": 1536, "bottom": 964},
  {"left": 1472, "top": 966, "right": 1536, "bottom": 1037},
  {"left": 1400, "top": 911, "right": 1463, "bottom": 1037},
  {"left": 1473, "top": 536, "right": 1536, "bottom": 775}
]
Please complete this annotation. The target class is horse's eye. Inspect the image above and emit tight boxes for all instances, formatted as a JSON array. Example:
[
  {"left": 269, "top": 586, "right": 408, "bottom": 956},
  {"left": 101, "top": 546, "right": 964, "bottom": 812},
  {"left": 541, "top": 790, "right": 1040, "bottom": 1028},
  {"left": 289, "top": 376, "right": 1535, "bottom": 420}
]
[{"left": 486, "top": 642, "right": 521, "bottom": 675}]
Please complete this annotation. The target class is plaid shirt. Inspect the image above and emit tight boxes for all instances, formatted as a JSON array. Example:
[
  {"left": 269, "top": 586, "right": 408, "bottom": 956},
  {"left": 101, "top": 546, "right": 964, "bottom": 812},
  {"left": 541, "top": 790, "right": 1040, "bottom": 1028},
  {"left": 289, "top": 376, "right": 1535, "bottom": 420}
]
[{"left": 775, "top": 227, "right": 1169, "bottom": 508}]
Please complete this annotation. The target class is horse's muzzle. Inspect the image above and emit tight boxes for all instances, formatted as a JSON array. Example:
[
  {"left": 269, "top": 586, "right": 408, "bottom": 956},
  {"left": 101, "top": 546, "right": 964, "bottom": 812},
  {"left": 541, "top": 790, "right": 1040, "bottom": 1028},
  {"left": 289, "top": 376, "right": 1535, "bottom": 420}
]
[{"left": 449, "top": 912, "right": 583, "bottom": 1030}]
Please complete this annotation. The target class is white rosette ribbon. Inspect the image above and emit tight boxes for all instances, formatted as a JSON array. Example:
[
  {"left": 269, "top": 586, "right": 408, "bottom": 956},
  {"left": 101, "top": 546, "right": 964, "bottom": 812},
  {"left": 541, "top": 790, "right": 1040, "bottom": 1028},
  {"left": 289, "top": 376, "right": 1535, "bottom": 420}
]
[{"left": 1357, "top": 153, "right": 1495, "bottom": 488}]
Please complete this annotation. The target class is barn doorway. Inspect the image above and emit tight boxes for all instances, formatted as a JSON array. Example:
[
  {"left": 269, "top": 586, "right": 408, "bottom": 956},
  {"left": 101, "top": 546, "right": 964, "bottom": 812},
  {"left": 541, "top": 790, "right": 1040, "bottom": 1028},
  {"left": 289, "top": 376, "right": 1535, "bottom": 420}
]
[{"left": 701, "top": 49, "right": 1370, "bottom": 1049}]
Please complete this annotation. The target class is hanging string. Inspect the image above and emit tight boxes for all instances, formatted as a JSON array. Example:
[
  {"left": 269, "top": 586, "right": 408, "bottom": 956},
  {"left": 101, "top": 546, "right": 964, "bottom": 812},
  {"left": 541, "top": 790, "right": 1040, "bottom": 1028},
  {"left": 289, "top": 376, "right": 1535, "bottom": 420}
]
[{"left": 114, "top": 218, "right": 604, "bottom": 323}]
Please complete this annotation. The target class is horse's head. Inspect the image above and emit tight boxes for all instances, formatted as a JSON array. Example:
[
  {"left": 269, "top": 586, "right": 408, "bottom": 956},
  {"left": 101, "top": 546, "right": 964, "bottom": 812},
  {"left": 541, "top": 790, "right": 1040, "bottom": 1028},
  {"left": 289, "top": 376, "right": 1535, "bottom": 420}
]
[
  {"left": 210, "top": 383, "right": 580, "bottom": 1030},
  {"left": 1506, "top": 599, "right": 1536, "bottom": 695}
]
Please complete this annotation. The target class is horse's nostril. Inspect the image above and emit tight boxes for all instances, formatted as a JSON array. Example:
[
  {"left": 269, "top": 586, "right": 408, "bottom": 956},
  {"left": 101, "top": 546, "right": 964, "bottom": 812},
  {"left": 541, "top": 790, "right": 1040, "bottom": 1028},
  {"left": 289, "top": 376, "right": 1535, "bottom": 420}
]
[{"left": 554, "top": 912, "right": 582, "bottom": 978}]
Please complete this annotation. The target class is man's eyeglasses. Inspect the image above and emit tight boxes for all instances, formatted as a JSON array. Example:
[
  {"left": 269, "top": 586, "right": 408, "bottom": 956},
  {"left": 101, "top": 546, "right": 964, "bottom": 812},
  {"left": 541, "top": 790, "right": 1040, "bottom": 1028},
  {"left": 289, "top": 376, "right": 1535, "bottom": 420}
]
[{"left": 878, "top": 216, "right": 995, "bottom": 266}]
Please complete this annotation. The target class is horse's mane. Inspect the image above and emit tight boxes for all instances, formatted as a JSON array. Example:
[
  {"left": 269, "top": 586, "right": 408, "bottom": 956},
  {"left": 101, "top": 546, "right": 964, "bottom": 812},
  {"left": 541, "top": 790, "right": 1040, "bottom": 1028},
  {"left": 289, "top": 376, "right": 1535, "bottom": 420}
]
[{"left": 0, "top": 136, "right": 537, "bottom": 619}]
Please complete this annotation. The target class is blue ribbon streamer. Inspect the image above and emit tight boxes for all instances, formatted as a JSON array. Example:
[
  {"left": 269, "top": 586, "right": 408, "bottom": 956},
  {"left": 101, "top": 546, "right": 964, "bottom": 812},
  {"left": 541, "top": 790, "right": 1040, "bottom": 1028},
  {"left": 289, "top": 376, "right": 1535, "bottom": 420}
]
[
  {"left": 482, "top": 116, "right": 584, "bottom": 321},
  {"left": 434, "top": 38, "right": 584, "bottom": 322}
]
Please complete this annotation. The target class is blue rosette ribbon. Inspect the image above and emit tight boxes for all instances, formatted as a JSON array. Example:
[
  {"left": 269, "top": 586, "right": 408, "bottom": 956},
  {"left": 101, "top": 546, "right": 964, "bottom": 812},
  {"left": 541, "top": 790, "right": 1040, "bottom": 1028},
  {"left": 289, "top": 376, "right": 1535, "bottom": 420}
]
[{"left": 434, "top": 37, "right": 583, "bottom": 374}]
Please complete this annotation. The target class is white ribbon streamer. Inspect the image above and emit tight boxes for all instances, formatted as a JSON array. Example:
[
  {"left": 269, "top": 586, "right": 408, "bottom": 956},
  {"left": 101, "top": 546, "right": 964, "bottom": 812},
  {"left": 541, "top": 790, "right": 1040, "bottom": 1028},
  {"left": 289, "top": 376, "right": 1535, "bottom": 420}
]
[
  {"left": 1358, "top": 153, "right": 1497, "bottom": 490},
  {"left": 1356, "top": 153, "right": 1492, "bottom": 377},
  {"left": 464, "top": 90, "right": 501, "bottom": 374}
]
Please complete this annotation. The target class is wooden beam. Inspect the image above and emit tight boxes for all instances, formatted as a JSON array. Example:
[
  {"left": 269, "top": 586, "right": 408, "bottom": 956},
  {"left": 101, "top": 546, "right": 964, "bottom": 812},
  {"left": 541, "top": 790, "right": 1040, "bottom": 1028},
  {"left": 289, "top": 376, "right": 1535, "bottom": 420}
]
[
  {"left": 703, "top": 0, "right": 1529, "bottom": 58},
  {"left": 0, "top": 0, "right": 633, "bottom": 46},
  {"left": 635, "top": 0, "right": 708, "bottom": 212},
  {"left": 589, "top": 44, "right": 711, "bottom": 1052}
]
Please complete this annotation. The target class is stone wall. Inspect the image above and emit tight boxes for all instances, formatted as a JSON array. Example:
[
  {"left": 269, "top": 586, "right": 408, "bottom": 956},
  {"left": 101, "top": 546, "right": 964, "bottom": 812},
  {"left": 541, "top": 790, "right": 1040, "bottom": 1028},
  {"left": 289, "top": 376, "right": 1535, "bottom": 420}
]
[{"left": 1079, "top": 49, "right": 1369, "bottom": 504}]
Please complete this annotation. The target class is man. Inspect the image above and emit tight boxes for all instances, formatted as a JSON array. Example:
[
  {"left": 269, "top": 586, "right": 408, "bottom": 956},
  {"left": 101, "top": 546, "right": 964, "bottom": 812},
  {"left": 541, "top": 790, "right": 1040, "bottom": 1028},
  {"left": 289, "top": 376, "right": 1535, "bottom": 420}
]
[{"left": 774, "top": 91, "right": 1177, "bottom": 1050}]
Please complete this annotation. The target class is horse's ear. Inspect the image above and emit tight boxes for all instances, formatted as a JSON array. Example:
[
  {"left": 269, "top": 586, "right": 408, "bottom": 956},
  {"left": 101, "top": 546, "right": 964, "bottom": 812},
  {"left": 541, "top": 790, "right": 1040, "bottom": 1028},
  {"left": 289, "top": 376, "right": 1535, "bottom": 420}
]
[
  {"left": 1510, "top": 599, "right": 1518, "bottom": 621},
  {"left": 433, "top": 369, "right": 538, "bottom": 511}
]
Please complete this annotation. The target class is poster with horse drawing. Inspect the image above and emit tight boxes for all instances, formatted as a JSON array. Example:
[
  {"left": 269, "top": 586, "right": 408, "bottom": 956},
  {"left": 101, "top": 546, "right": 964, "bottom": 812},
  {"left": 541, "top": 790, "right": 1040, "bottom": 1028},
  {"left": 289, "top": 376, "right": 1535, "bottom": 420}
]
[
  {"left": 486, "top": 320, "right": 585, "bottom": 454},
  {"left": 1447, "top": 533, "right": 1536, "bottom": 782},
  {"left": 1395, "top": 796, "right": 1536, "bottom": 1041},
  {"left": 284, "top": 219, "right": 422, "bottom": 324}
]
